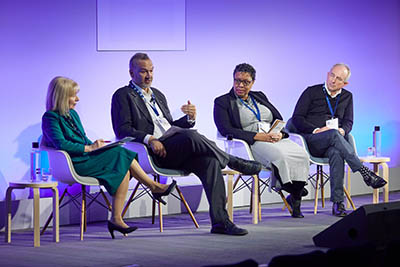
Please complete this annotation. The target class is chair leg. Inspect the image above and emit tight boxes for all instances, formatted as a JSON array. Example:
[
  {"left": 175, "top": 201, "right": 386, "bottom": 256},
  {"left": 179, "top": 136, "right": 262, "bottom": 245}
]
[
  {"left": 175, "top": 185, "right": 199, "bottom": 228},
  {"left": 314, "top": 168, "right": 320, "bottom": 215},
  {"left": 41, "top": 187, "right": 68, "bottom": 235},
  {"left": 344, "top": 187, "right": 356, "bottom": 210},
  {"left": 320, "top": 166, "right": 325, "bottom": 208},
  {"left": 279, "top": 191, "right": 293, "bottom": 215},
  {"left": 251, "top": 175, "right": 259, "bottom": 224},
  {"left": 158, "top": 200, "right": 163, "bottom": 232},
  {"left": 257, "top": 176, "right": 261, "bottom": 222},
  {"left": 80, "top": 185, "right": 86, "bottom": 241},
  {"left": 226, "top": 173, "right": 234, "bottom": 222},
  {"left": 122, "top": 182, "right": 140, "bottom": 217}
]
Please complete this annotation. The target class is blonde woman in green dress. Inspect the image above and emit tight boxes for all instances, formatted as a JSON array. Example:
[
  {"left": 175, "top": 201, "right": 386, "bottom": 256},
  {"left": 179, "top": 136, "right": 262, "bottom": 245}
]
[{"left": 42, "top": 76, "right": 176, "bottom": 238}]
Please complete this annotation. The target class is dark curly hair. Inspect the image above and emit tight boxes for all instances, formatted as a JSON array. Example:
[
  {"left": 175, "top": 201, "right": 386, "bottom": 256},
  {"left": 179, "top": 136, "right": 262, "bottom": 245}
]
[{"left": 233, "top": 63, "right": 256, "bottom": 81}]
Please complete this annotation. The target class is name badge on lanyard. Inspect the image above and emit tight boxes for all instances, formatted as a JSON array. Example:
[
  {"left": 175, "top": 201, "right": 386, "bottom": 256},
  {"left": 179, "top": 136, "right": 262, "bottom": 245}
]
[
  {"left": 239, "top": 95, "right": 261, "bottom": 121},
  {"left": 323, "top": 87, "right": 340, "bottom": 130}
]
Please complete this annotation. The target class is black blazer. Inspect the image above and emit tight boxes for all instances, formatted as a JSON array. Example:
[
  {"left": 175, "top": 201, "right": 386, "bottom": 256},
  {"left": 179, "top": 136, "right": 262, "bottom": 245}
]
[
  {"left": 111, "top": 85, "right": 194, "bottom": 143},
  {"left": 213, "top": 88, "right": 288, "bottom": 145}
]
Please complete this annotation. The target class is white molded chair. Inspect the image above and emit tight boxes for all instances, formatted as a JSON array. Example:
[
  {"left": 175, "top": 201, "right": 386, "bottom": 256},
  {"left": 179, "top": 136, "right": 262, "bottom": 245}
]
[
  {"left": 216, "top": 132, "right": 292, "bottom": 223},
  {"left": 285, "top": 118, "right": 356, "bottom": 214},
  {"left": 122, "top": 142, "right": 199, "bottom": 232},
  {"left": 40, "top": 146, "right": 112, "bottom": 240}
]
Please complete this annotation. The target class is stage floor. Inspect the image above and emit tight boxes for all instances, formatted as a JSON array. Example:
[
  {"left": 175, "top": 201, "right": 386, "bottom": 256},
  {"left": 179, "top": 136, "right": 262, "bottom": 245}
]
[{"left": 1, "top": 191, "right": 399, "bottom": 267}]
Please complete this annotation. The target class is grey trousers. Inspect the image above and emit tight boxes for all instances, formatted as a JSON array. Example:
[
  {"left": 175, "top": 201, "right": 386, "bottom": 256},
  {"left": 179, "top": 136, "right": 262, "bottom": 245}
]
[{"left": 304, "top": 129, "right": 363, "bottom": 203}]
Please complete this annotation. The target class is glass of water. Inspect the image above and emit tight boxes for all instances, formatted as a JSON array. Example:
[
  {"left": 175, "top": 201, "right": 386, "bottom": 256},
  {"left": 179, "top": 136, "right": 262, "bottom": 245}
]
[
  {"left": 367, "top": 147, "right": 375, "bottom": 158},
  {"left": 41, "top": 168, "right": 52, "bottom": 181}
]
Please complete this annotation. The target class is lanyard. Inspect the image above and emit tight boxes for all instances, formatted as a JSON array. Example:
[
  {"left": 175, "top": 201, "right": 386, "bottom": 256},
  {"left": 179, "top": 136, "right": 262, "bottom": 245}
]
[
  {"left": 129, "top": 81, "right": 159, "bottom": 116},
  {"left": 239, "top": 95, "right": 261, "bottom": 121},
  {"left": 323, "top": 87, "right": 341, "bottom": 118}
]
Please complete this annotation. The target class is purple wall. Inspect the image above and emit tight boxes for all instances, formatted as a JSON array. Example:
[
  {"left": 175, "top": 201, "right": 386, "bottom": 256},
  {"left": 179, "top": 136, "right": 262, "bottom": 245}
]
[{"left": 0, "top": 0, "right": 399, "bottom": 199}]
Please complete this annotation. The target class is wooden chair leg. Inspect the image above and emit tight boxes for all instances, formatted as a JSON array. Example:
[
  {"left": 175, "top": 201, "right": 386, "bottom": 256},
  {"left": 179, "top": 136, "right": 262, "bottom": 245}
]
[
  {"left": 80, "top": 185, "right": 86, "bottom": 240},
  {"left": 320, "top": 166, "right": 325, "bottom": 208},
  {"left": 251, "top": 175, "right": 259, "bottom": 224},
  {"left": 226, "top": 174, "right": 234, "bottom": 222},
  {"left": 158, "top": 201, "right": 163, "bottom": 232},
  {"left": 314, "top": 169, "right": 320, "bottom": 214},
  {"left": 279, "top": 191, "right": 292, "bottom": 215},
  {"left": 344, "top": 187, "right": 356, "bottom": 210},
  {"left": 122, "top": 182, "right": 140, "bottom": 217},
  {"left": 175, "top": 185, "right": 199, "bottom": 228}
]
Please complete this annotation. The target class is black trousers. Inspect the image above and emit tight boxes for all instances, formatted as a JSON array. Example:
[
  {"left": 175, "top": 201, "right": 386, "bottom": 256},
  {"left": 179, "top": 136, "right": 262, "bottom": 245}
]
[{"left": 153, "top": 130, "right": 230, "bottom": 225}]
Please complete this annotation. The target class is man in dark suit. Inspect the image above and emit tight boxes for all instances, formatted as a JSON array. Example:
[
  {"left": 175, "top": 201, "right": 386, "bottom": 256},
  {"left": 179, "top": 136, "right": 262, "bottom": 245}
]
[
  {"left": 292, "top": 63, "right": 386, "bottom": 217},
  {"left": 111, "top": 53, "right": 262, "bottom": 235}
]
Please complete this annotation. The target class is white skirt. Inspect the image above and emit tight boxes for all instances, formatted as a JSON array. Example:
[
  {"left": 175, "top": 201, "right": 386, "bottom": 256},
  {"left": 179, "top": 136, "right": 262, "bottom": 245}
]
[{"left": 251, "top": 138, "right": 309, "bottom": 185}]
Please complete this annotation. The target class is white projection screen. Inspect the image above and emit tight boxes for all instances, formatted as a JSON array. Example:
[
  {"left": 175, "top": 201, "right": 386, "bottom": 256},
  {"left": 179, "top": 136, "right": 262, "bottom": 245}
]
[{"left": 97, "top": 0, "right": 186, "bottom": 51}]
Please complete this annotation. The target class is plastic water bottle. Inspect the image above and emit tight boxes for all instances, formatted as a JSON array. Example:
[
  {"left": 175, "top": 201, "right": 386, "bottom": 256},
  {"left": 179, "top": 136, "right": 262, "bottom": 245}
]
[
  {"left": 30, "top": 142, "right": 41, "bottom": 182},
  {"left": 373, "top": 126, "right": 381, "bottom": 157}
]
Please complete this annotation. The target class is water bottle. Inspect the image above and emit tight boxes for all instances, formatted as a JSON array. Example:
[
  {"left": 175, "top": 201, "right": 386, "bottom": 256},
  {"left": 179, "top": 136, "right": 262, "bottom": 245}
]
[
  {"left": 373, "top": 126, "right": 381, "bottom": 157},
  {"left": 30, "top": 142, "right": 41, "bottom": 182}
]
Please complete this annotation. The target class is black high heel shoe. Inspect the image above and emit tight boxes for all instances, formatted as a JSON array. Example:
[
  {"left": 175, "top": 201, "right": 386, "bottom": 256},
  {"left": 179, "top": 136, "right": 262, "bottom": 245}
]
[
  {"left": 107, "top": 221, "right": 138, "bottom": 239},
  {"left": 152, "top": 180, "right": 177, "bottom": 205}
]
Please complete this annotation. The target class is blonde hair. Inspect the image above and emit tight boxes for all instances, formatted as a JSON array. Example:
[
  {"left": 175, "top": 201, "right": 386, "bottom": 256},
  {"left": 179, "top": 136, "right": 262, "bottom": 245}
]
[{"left": 46, "top": 76, "right": 79, "bottom": 116}]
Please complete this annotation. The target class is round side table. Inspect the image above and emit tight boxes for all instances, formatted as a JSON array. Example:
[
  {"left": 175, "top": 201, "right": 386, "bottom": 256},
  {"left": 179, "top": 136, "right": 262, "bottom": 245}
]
[{"left": 5, "top": 181, "right": 59, "bottom": 247}]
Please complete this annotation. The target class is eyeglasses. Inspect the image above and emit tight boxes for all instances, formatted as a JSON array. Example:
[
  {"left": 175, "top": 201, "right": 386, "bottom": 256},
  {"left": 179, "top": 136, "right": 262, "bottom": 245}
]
[
  {"left": 328, "top": 72, "right": 345, "bottom": 83},
  {"left": 234, "top": 79, "right": 253, "bottom": 86}
]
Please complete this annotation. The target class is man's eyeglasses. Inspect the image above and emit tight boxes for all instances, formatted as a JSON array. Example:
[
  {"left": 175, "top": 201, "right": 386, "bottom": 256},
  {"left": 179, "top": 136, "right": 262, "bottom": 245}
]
[{"left": 234, "top": 79, "right": 253, "bottom": 86}]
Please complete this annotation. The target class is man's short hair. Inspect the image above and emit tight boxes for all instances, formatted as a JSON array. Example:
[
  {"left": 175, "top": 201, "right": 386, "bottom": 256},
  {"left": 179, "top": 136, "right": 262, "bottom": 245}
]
[
  {"left": 129, "top": 53, "right": 151, "bottom": 71},
  {"left": 332, "top": 63, "right": 351, "bottom": 82},
  {"left": 233, "top": 63, "right": 256, "bottom": 81}
]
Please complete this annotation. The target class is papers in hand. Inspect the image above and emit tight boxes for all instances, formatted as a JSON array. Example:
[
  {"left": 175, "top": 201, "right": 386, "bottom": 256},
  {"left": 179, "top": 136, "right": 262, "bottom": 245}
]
[
  {"left": 267, "top": 120, "right": 286, "bottom": 134},
  {"left": 91, "top": 136, "right": 135, "bottom": 152}
]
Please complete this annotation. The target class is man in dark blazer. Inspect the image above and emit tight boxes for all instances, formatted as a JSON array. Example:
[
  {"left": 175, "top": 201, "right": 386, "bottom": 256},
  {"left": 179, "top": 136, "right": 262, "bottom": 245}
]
[
  {"left": 292, "top": 63, "right": 386, "bottom": 217},
  {"left": 111, "top": 53, "right": 262, "bottom": 235}
]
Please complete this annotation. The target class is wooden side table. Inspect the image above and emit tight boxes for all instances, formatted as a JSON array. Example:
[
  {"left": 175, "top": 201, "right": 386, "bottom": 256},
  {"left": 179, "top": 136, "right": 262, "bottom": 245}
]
[
  {"left": 5, "top": 181, "right": 59, "bottom": 247},
  {"left": 222, "top": 170, "right": 259, "bottom": 224},
  {"left": 347, "top": 157, "right": 390, "bottom": 206}
]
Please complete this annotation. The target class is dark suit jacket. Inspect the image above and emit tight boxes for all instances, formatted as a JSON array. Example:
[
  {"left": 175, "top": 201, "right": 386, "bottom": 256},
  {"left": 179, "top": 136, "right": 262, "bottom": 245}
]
[
  {"left": 41, "top": 109, "right": 92, "bottom": 163},
  {"left": 111, "top": 85, "right": 194, "bottom": 143},
  {"left": 292, "top": 84, "right": 353, "bottom": 135},
  {"left": 213, "top": 88, "right": 288, "bottom": 145}
]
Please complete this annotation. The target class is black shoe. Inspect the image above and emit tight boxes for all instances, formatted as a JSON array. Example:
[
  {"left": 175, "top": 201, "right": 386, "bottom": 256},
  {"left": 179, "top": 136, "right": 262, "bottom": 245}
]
[
  {"left": 227, "top": 156, "right": 262, "bottom": 175},
  {"left": 286, "top": 194, "right": 304, "bottom": 218},
  {"left": 362, "top": 171, "right": 387, "bottom": 189},
  {"left": 211, "top": 220, "right": 248, "bottom": 236},
  {"left": 107, "top": 221, "right": 138, "bottom": 239},
  {"left": 152, "top": 180, "right": 177, "bottom": 205},
  {"left": 332, "top": 202, "right": 347, "bottom": 217}
]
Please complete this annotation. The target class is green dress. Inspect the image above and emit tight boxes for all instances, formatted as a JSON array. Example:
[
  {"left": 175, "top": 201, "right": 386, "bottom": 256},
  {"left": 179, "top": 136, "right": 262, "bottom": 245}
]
[{"left": 41, "top": 109, "right": 137, "bottom": 195}]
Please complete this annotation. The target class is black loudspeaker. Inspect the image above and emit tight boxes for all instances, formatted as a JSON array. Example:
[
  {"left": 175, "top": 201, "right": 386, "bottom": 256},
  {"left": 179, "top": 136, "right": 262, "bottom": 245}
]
[{"left": 313, "top": 201, "right": 400, "bottom": 248}]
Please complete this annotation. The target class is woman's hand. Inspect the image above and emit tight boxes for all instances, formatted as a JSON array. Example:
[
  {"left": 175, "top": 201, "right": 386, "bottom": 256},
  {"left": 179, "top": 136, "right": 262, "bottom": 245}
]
[
  {"left": 254, "top": 132, "right": 282, "bottom": 143},
  {"left": 85, "top": 139, "right": 105, "bottom": 152}
]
